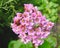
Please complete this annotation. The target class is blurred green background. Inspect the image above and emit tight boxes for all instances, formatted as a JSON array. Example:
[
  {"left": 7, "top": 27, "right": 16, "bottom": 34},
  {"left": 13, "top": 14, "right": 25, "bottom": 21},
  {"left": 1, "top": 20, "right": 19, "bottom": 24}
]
[{"left": 0, "top": 0, "right": 60, "bottom": 48}]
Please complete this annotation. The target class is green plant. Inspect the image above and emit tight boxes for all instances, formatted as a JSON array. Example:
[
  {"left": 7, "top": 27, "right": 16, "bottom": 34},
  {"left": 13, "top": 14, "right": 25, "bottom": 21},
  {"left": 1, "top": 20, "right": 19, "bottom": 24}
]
[
  {"left": 8, "top": 35, "right": 57, "bottom": 48},
  {"left": 0, "top": 0, "right": 58, "bottom": 27},
  {"left": 0, "top": 0, "right": 59, "bottom": 48}
]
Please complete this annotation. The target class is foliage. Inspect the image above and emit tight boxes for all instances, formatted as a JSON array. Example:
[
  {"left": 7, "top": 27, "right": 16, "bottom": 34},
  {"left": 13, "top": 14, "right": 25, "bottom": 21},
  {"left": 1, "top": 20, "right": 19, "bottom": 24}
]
[
  {"left": 8, "top": 40, "right": 33, "bottom": 48},
  {"left": 8, "top": 36, "right": 57, "bottom": 48},
  {"left": 0, "top": 0, "right": 58, "bottom": 27},
  {"left": 0, "top": 0, "right": 59, "bottom": 48},
  {"left": 58, "top": 46, "right": 60, "bottom": 48},
  {"left": 37, "top": 0, "right": 58, "bottom": 22},
  {"left": 38, "top": 40, "right": 51, "bottom": 48},
  {"left": 46, "top": 35, "right": 57, "bottom": 48}
]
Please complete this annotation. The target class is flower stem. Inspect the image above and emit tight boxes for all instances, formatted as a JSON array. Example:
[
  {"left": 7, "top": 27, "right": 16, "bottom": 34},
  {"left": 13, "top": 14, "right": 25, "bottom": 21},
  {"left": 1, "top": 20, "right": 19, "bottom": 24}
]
[{"left": 33, "top": 44, "right": 38, "bottom": 48}]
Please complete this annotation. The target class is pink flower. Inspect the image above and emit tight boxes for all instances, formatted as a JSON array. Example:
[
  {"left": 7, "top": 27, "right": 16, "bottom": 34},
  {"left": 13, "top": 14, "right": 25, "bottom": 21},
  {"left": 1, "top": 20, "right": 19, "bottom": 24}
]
[
  {"left": 11, "top": 4, "right": 54, "bottom": 47},
  {"left": 21, "top": 36, "right": 31, "bottom": 44},
  {"left": 16, "top": 13, "right": 22, "bottom": 17},
  {"left": 11, "top": 23, "right": 17, "bottom": 28},
  {"left": 33, "top": 39, "right": 44, "bottom": 46},
  {"left": 24, "top": 4, "right": 33, "bottom": 12}
]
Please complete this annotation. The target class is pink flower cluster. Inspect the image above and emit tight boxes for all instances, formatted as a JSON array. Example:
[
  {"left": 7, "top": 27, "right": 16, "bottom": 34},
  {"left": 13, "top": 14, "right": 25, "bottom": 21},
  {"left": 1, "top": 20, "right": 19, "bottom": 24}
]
[{"left": 11, "top": 4, "right": 54, "bottom": 46}]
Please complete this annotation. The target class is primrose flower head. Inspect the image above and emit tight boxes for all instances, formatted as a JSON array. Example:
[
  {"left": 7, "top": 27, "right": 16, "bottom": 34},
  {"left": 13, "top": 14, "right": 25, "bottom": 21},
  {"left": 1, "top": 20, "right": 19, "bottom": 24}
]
[{"left": 11, "top": 4, "right": 54, "bottom": 47}]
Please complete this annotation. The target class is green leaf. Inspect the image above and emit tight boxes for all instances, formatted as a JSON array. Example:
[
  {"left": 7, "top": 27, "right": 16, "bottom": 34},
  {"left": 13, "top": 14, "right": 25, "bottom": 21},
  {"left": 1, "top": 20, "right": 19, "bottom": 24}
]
[
  {"left": 50, "top": 16, "right": 57, "bottom": 22},
  {"left": 46, "top": 36, "right": 57, "bottom": 48},
  {"left": 8, "top": 40, "right": 16, "bottom": 48},
  {"left": 38, "top": 40, "right": 51, "bottom": 48},
  {"left": 8, "top": 40, "right": 33, "bottom": 48},
  {"left": 58, "top": 46, "right": 60, "bottom": 48}
]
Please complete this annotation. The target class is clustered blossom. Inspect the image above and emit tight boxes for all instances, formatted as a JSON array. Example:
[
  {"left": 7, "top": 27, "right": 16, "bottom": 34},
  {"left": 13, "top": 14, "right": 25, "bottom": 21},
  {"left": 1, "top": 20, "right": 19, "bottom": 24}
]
[{"left": 11, "top": 4, "right": 54, "bottom": 47}]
